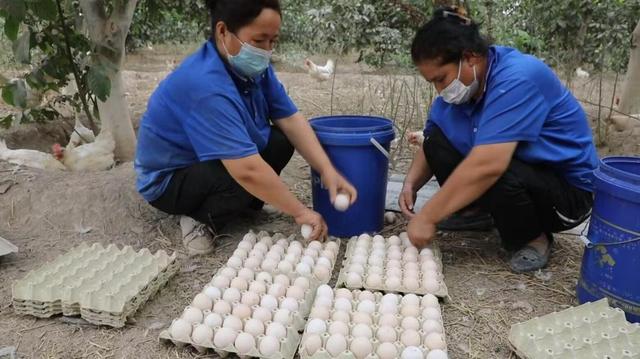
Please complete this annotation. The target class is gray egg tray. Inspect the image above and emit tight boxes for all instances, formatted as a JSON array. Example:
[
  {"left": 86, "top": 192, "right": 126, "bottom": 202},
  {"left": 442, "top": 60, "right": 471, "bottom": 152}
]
[
  {"left": 299, "top": 289, "right": 448, "bottom": 358},
  {"left": 12, "top": 242, "right": 178, "bottom": 327},
  {"left": 509, "top": 298, "right": 640, "bottom": 358},
  {"left": 159, "top": 230, "right": 341, "bottom": 358},
  {"left": 335, "top": 235, "right": 449, "bottom": 298}
]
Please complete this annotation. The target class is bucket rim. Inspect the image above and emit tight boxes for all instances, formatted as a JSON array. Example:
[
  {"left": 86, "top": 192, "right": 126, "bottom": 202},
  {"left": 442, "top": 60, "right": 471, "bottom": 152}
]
[
  {"left": 309, "top": 115, "right": 393, "bottom": 134},
  {"left": 599, "top": 156, "right": 640, "bottom": 183}
]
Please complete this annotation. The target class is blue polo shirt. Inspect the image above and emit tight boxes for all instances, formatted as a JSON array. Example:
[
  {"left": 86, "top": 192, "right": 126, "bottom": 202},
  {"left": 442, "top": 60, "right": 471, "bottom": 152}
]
[
  {"left": 135, "top": 40, "right": 298, "bottom": 202},
  {"left": 425, "top": 46, "right": 598, "bottom": 192}
]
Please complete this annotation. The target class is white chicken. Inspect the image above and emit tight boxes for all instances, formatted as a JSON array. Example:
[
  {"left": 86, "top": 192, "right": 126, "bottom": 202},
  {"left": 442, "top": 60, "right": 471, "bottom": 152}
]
[
  {"left": 304, "top": 59, "right": 335, "bottom": 82},
  {"left": 68, "top": 116, "right": 96, "bottom": 148},
  {"left": 576, "top": 67, "right": 590, "bottom": 79},
  {"left": 407, "top": 131, "right": 425, "bottom": 146},
  {"left": 0, "top": 139, "right": 67, "bottom": 170},
  {"left": 52, "top": 130, "right": 115, "bottom": 171}
]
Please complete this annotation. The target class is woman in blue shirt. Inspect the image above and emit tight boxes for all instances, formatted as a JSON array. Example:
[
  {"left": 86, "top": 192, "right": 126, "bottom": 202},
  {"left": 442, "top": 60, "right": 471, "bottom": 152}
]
[
  {"left": 135, "top": 0, "right": 356, "bottom": 254},
  {"left": 400, "top": 7, "right": 597, "bottom": 272}
]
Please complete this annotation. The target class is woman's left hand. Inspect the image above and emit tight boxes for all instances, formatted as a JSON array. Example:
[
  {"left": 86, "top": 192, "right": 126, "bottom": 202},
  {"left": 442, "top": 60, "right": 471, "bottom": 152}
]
[
  {"left": 321, "top": 169, "right": 358, "bottom": 206},
  {"left": 407, "top": 215, "right": 437, "bottom": 249}
]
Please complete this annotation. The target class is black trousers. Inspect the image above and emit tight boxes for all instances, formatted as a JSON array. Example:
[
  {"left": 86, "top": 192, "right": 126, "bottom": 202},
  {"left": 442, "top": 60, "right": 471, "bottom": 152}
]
[
  {"left": 423, "top": 125, "right": 593, "bottom": 251},
  {"left": 150, "top": 126, "right": 294, "bottom": 232}
]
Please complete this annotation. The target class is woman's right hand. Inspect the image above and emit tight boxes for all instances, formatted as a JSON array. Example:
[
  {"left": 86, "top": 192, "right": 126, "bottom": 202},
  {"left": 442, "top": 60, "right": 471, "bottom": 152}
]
[
  {"left": 294, "top": 208, "right": 328, "bottom": 241},
  {"left": 399, "top": 185, "right": 417, "bottom": 219}
]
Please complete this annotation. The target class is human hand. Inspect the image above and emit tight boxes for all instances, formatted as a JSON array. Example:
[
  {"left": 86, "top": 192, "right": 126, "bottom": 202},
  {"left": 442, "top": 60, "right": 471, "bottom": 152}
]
[
  {"left": 294, "top": 208, "right": 328, "bottom": 241},
  {"left": 399, "top": 185, "right": 417, "bottom": 219},
  {"left": 322, "top": 169, "right": 357, "bottom": 207},
  {"left": 407, "top": 216, "right": 437, "bottom": 249}
]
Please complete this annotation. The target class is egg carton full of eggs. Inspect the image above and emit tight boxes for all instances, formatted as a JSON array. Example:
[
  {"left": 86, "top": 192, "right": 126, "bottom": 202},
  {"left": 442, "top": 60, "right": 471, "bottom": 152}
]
[
  {"left": 299, "top": 286, "right": 449, "bottom": 359},
  {"left": 12, "top": 242, "right": 178, "bottom": 327},
  {"left": 336, "top": 233, "right": 448, "bottom": 298},
  {"left": 509, "top": 299, "right": 640, "bottom": 359}
]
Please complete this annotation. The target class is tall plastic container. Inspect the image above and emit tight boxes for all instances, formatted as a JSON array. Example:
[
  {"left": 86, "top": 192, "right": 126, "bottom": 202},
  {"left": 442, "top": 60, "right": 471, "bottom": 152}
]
[
  {"left": 309, "top": 115, "right": 395, "bottom": 237},
  {"left": 577, "top": 156, "right": 640, "bottom": 323}
]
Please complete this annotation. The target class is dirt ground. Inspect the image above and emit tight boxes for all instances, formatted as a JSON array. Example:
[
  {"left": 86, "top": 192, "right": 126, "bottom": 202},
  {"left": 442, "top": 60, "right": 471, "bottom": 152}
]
[{"left": 0, "top": 44, "right": 637, "bottom": 359}]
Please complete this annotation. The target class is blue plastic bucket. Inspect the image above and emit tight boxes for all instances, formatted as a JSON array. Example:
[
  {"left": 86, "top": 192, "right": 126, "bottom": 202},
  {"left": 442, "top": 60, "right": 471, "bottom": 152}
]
[
  {"left": 309, "top": 115, "right": 395, "bottom": 237},
  {"left": 577, "top": 156, "right": 640, "bottom": 323}
]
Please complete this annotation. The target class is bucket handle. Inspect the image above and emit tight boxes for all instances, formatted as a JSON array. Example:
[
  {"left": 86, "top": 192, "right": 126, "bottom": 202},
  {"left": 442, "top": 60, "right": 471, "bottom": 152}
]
[
  {"left": 580, "top": 235, "right": 640, "bottom": 248},
  {"left": 370, "top": 138, "right": 390, "bottom": 159}
]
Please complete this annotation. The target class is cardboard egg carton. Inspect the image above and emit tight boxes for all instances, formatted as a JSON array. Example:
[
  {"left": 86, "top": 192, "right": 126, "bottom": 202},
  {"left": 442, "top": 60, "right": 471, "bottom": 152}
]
[
  {"left": 336, "top": 234, "right": 449, "bottom": 298},
  {"left": 12, "top": 242, "right": 178, "bottom": 327},
  {"left": 299, "top": 289, "right": 448, "bottom": 358},
  {"left": 509, "top": 299, "right": 640, "bottom": 358}
]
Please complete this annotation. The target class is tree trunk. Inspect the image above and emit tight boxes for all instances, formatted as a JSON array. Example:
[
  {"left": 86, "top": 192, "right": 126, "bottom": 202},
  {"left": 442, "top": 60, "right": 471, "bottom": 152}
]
[
  {"left": 79, "top": 0, "right": 138, "bottom": 161},
  {"left": 618, "top": 19, "right": 640, "bottom": 115}
]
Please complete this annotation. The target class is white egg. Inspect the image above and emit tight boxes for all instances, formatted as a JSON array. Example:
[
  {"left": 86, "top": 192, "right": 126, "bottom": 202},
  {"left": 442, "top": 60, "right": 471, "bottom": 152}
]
[
  {"left": 237, "top": 267, "right": 255, "bottom": 281},
  {"left": 325, "top": 240, "right": 340, "bottom": 252},
  {"left": 301, "top": 224, "right": 313, "bottom": 240},
  {"left": 309, "top": 306, "right": 331, "bottom": 320},
  {"left": 404, "top": 269, "right": 420, "bottom": 281},
  {"left": 378, "top": 313, "right": 399, "bottom": 327},
  {"left": 346, "top": 272, "right": 363, "bottom": 287},
  {"left": 401, "top": 304, "right": 420, "bottom": 317},
  {"left": 387, "top": 235, "right": 400, "bottom": 245},
  {"left": 314, "top": 265, "right": 332, "bottom": 282},
  {"left": 314, "top": 295, "right": 333, "bottom": 309},
  {"left": 233, "top": 248, "right": 248, "bottom": 259},
  {"left": 192, "top": 293, "right": 213, "bottom": 311},
  {"left": 401, "top": 329, "right": 422, "bottom": 347},
  {"left": 401, "top": 346, "right": 423, "bottom": 359},
  {"left": 304, "top": 248, "right": 319, "bottom": 259},
  {"left": 245, "top": 318, "right": 265, "bottom": 336},
  {"left": 386, "top": 268, "right": 403, "bottom": 279},
  {"left": 266, "top": 321, "right": 287, "bottom": 339},
  {"left": 244, "top": 256, "right": 262, "bottom": 270},
  {"left": 368, "top": 256, "right": 384, "bottom": 267},
  {"left": 268, "top": 283, "right": 286, "bottom": 298},
  {"left": 169, "top": 318, "right": 192, "bottom": 341},
  {"left": 326, "top": 333, "right": 348, "bottom": 357},
  {"left": 219, "top": 267, "right": 237, "bottom": 279},
  {"left": 256, "top": 271, "right": 273, "bottom": 284},
  {"left": 227, "top": 255, "right": 243, "bottom": 269},
  {"left": 316, "top": 284, "right": 334, "bottom": 298},
  {"left": 243, "top": 231, "right": 257, "bottom": 243},
  {"left": 402, "top": 316, "right": 421, "bottom": 331},
  {"left": 249, "top": 248, "right": 265, "bottom": 259},
  {"left": 401, "top": 293, "right": 420, "bottom": 306},
  {"left": 259, "top": 236, "right": 273, "bottom": 246},
  {"left": 423, "top": 277, "right": 440, "bottom": 293},
  {"left": 404, "top": 262, "right": 420, "bottom": 272},
  {"left": 306, "top": 319, "right": 327, "bottom": 335},
  {"left": 213, "top": 327, "right": 237, "bottom": 348},
  {"left": 213, "top": 300, "right": 231, "bottom": 316},
  {"left": 356, "top": 300, "right": 376, "bottom": 314},
  {"left": 350, "top": 336, "right": 373, "bottom": 359},
  {"left": 223, "top": 287, "right": 242, "bottom": 303},
  {"left": 384, "top": 211, "right": 397, "bottom": 224},
  {"left": 348, "top": 264, "right": 365, "bottom": 275},
  {"left": 420, "top": 247, "right": 435, "bottom": 257},
  {"left": 286, "top": 285, "right": 305, "bottom": 300},
  {"left": 352, "top": 312, "right": 373, "bottom": 325},
  {"left": 351, "top": 323, "right": 373, "bottom": 338},
  {"left": 427, "top": 349, "right": 449, "bottom": 359},
  {"left": 182, "top": 306, "right": 203, "bottom": 323},
  {"left": 192, "top": 323, "right": 213, "bottom": 345},
  {"left": 376, "top": 325, "right": 397, "bottom": 342},
  {"left": 286, "top": 249, "right": 302, "bottom": 260},
  {"left": 294, "top": 276, "right": 310, "bottom": 290},
  {"left": 335, "top": 288, "right": 353, "bottom": 300},
  {"left": 241, "top": 290, "right": 261, "bottom": 306},
  {"left": 260, "top": 294, "right": 279, "bottom": 310},
  {"left": 381, "top": 293, "right": 399, "bottom": 305},
  {"left": 230, "top": 277, "right": 249, "bottom": 292},
  {"left": 203, "top": 286, "right": 222, "bottom": 301},
  {"left": 399, "top": 232, "right": 409, "bottom": 240},
  {"left": 259, "top": 335, "right": 280, "bottom": 356},
  {"left": 334, "top": 297, "right": 352, "bottom": 312},
  {"left": 263, "top": 258, "right": 279, "bottom": 271},
  {"left": 273, "top": 274, "right": 291, "bottom": 287},
  {"left": 422, "top": 259, "right": 438, "bottom": 271},
  {"left": 222, "top": 315, "right": 243, "bottom": 331},
  {"left": 234, "top": 332, "right": 256, "bottom": 355},
  {"left": 379, "top": 302, "right": 398, "bottom": 315},
  {"left": 423, "top": 307, "right": 442, "bottom": 321},
  {"left": 238, "top": 241, "right": 253, "bottom": 252},
  {"left": 422, "top": 269, "right": 439, "bottom": 282},
  {"left": 334, "top": 193, "right": 351, "bottom": 211},
  {"left": 331, "top": 310, "right": 351, "bottom": 323},
  {"left": 273, "top": 308, "right": 291, "bottom": 325},
  {"left": 424, "top": 332, "right": 446, "bottom": 350},
  {"left": 232, "top": 303, "right": 252, "bottom": 320},
  {"left": 301, "top": 255, "right": 315, "bottom": 267},
  {"left": 204, "top": 312, "right": 223, "bottom": 328},
  {"left": 328, "top": 321, "right": 349, "bottom": 336},
  {"left": 249, "top": 281, "right": 267, "bottom": 295},
  {"left": 366, "top": 273, "right": 383, "bottom": 287},
  {"left": 303, "top": 333, "right": 323, "bottom": 355},
  {"left": 386, "top": 276, "right": 402, "bottom": 290},
  {"left": 403, "top": 253, "right": 419, "bottom": 263},
  {"left": 358, "top": 290, "right": 376, "bottom": 302},
  {"left": 211, "top": 275, "right": 230, "bottom": 289},
  {"left": 280, "top": 297, "right": 299, "bottom": 312},
  {"left": 252, "top": 306, "right": 272, "bottom": 323},
  {"left": 296, "top": 262, "right": 312, "bottom": 276},
  {"left": 377, "top": 342, "right": 398, "bottom": 359},
  {"left": 387, "top": 259, "right": 402, "bottom": 268},
  {"left": 387, "top": 251, "right": 402, "bottom": 261},
  {"left": 422, "top": 319, "right": 443, "bottom": 334},
  {"left": 275, "top": 239, "right": 289, "bottom": 248},
  {"left": 253, "top": 241, "right": 268, "bottom": 253}
]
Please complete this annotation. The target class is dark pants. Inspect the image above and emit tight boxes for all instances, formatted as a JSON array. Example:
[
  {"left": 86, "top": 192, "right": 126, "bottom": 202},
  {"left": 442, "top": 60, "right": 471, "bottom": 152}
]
[
  {"left": 150, "top": 126, "right": 294, "bottom": 232},
  {"left": 423, "top": 125, "right": 593, "bottom": 251}
]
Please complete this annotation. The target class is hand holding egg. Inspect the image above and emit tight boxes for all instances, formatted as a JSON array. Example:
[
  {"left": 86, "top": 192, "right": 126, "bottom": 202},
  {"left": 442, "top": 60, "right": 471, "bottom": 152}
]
[
  {"left": 294, "top": 208, "right": 328, "bottom": 241},
  {"left": 321, "top": 170, "right": 358, "bottom": 210}
]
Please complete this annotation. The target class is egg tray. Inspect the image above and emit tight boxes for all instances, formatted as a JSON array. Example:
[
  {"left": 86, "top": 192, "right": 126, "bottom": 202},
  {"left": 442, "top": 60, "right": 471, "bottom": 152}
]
[
  {"left": 159, "top": 324, "right": 302, "bottom": 359},
  {"left": 335, "top": 237, "right": 449, "bottom": 298},
  {"left": 509, "top": 299, "right": 640, "bottom": 358},
  {"left": 299, "top": 289, "right": 448, "bottom": 358},
  {"left": 12, "top": 242, "right": 178, "bottom": 327}
]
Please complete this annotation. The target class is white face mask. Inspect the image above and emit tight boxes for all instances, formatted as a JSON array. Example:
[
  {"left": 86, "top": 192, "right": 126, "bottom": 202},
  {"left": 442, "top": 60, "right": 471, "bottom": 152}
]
[{"left": 440, "top": 59, "right": 479, "bottom": 105}]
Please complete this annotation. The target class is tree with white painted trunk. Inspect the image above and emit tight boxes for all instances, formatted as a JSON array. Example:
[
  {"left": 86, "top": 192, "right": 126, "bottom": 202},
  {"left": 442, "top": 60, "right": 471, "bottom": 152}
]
[{"left": 610, "top": 19, "right": 640, "bottom": 132}]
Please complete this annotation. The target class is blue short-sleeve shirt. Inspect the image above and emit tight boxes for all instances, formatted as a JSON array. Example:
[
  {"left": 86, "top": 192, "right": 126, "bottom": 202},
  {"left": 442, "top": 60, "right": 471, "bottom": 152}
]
[
  {"left": 135, "top": 40, "right": 298, "bottom": 202},
  {"left": 425, "top": 46, "right": 598, "bottom": 192}
]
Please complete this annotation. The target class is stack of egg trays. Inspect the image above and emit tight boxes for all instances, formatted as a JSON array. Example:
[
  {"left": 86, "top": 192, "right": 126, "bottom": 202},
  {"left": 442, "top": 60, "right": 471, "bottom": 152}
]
[
  {"left": 509, "top": 298, "right": 640, "bottom": 358},
  {"left": 298, "top": 289, "right": 448, "bottom": 358},
  {"left": 159, "top": 230, "right": 341, "bottom": 359},
  {"left": 335, "top": 234, "right": 449, "bottom": 298},
  {"left": 12, "top": 242, "right": 179, "bottom": 327}
]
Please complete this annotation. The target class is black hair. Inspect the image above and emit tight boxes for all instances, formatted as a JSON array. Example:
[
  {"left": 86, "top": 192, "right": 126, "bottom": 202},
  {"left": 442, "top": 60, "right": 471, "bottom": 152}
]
[
  {"left": 206, "top": 0, "right": 281, "bottom": 36},
  {"left": 411, "top": 6, "right": 491, "bottom": 65}
]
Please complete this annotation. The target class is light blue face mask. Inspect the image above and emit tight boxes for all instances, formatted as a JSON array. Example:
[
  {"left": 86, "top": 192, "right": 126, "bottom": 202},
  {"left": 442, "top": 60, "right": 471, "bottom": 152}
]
[{"left": 223, "top": 32, "right": 272, "bottom": 79}]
